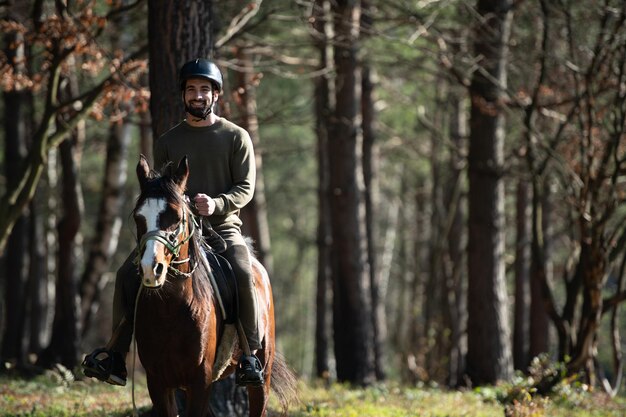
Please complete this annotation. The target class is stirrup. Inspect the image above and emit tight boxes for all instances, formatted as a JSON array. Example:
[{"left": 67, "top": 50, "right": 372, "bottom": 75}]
[
  {"left": 236, "top": 354, "right": 264, "bottom": 387},
  {"left": 81, "top": 348, "right": 127, "bottom": 386}
]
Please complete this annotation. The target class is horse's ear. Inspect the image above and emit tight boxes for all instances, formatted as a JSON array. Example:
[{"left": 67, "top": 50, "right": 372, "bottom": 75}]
[
  {"left": 137, "top": 155, "right": 150, "bottom": 189},
  {"left": 173, "top": 156, "right": 189, "bottom": 191}
]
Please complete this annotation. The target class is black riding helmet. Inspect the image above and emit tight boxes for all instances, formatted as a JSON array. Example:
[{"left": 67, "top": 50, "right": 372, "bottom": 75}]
[{"left": 179, "top": 58, "right": 223, "bottom": 92}]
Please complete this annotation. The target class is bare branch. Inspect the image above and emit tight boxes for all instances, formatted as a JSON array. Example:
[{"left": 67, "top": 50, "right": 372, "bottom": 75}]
[
  {"left": 215, "top": 1, "right": 263, "bottom": 49},
  {"left": 105, "top": 0, "right": 145, "bottom": 20}
]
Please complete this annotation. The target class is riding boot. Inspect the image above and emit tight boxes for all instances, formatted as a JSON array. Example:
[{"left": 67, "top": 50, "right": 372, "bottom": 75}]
[
  {"left": 235, "top": 282, "right": 263, "bottom": 386},
  {"left": 82, "top": 250, "right": 138, "bottom": 385},
  {"left": 109, "top": 250, "right": 140, "bottom": 354},
  {"left": 222, "top": 244, "right": 264, "bottom": 386}
]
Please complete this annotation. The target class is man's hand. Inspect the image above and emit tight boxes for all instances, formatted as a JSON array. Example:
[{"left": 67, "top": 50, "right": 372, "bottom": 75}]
[{"left": 194, "top": 193, "right": 216, "bottom": 216}]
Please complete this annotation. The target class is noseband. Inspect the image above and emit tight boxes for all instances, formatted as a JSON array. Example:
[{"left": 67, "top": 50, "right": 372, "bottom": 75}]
[{"left": 136, "top": 209, "right": 199, "bottom": 278}]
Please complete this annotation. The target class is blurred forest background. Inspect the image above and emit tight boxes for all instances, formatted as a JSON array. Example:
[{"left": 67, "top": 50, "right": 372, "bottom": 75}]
[{"left": 1, "top": 0, "right": 626, "bottom": 401}]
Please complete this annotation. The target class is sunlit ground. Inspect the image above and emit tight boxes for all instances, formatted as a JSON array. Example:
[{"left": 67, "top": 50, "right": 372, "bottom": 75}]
[{"left": 1, "top": 372, "right": 626, "bottom": 417}]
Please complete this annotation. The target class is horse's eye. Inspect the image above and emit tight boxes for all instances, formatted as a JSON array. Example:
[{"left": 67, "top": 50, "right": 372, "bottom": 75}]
[{"left": 168, "top": 232, "right": 178, "bottom": 243}]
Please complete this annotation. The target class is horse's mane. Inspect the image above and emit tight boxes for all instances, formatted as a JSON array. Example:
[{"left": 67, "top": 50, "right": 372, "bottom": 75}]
[
  {"left": 186, "top": 229, "right": 214, "bottom": 314},
  {"left": 132, "top": 167, "right": 184, "bottom": 215},
  {"left": 134, "top": 168, "right": 214, "bottom": 311}
]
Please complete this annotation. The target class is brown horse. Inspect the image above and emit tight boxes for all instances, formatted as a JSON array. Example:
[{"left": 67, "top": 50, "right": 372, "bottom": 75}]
[{"left": 132, "top": 155, "right": 295, "bottom": 417}]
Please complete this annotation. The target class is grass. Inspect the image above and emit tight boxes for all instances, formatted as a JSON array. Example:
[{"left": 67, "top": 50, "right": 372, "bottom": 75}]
[
  {"left": 290, "top": 382, "right": 626, "bottom": 417},
  {"left": 290, "top": 383, "right": 504, "bottom": 417},
  {"left": 0, "top": 371, "right": 152, "bottom": 417},
  {"left": 1, "top": 371, "right": 626, "bottom": 417}
]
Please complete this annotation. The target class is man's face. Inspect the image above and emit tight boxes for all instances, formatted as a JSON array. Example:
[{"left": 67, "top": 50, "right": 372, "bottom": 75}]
[{"left": 183, "top": 77, "right": 218, "bottom": 119}]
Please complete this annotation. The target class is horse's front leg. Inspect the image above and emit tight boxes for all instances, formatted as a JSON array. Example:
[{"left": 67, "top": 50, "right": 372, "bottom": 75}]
[
  {"left": 146, "top": 376, "right": 178, "bottom": 417},
  {"left": 184, "top": 383, "right": 213, "bottom": 417},
  {"left": 247, "top": 384, "right": 268, "bottom": 417}
]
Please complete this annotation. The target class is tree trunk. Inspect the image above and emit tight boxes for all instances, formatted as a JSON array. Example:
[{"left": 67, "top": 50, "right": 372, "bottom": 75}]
[
  {"left": 466, "top": 0, "right": 514, "bottom": 385},
  {"left": 139, "top": 74, "right": 154, "bottom": 164},
  {"left": 27, "top": 198, "right": 49, "bottom": 356},
  {"left": 140, "top": 108, "right": 154, "bottom": 164},
  {"left": 329, "top": 0, "right": 376, "bottom": 385},
  {"left": 362, "top": 63, "right": 385, "bottom": 382},
  {"left": 529, "top": 179, "right": 552, "bottom": 360},
  {"left": 513, "top": 180, "right": 531, "bottom": 371},
  {"left": 425, "top": 77, "right": 448, "bottom": 383},
  {"left": 312, "top": 0, "right": 333, "bottom": 380},
  {"left": 1, "top": 18, "right": 30, "bottom": 366},
  {"left": 235, "top": 46, "right": 274, "bottom": 276},
  {"left": 147, "top": 0, "right": 216, "bottom": 139},
  {"left": 21, "top": 5, "right": 48, "bottom": 358},
  {"left": 38, "top": 131, "right": 84, "bottom": 369},
  {"left": 445, "top": 86, "right": 467, "bottom": 387},
  {"left": 361, "top": 0, "right": 385, "bottom": 382},
  {"left": 406, "top": 178, "right": 428, "bottom": 384},
  {"left": 568, "top": 226, "right": 607, "bottom": 384}
]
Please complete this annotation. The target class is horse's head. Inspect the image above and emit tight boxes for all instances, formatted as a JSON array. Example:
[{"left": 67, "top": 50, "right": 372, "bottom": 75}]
[{"left": 134, "top": 155, "right": 192, "bottom": 288}]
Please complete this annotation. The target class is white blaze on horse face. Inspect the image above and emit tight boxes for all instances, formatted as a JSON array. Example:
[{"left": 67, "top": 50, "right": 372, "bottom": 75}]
[{"left": 138, "top": 198, "right": 169, "bottom": 287}]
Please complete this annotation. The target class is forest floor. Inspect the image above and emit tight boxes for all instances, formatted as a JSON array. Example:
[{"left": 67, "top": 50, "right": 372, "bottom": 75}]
[{"left": 1, "top": 370, "right": 626, "bottom": 417}]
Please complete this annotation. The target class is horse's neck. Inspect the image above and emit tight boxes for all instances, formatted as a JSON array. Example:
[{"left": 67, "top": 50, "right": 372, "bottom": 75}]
[{"left": 142, "top": 279, "right": 194, "bottom": 311}]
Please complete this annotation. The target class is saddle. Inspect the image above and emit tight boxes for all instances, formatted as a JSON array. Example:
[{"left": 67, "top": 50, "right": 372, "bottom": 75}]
[
  {"left": 189, "top": 214, "right": 239, "bottom": 324},
  {"left": 204, "top": 249, "right": 238, "bottom": 324}
]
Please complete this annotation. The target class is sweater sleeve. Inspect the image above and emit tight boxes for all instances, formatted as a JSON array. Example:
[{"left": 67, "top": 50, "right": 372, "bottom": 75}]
[{"left": 212, "top": 129, "right": 256, "bottom": 216}]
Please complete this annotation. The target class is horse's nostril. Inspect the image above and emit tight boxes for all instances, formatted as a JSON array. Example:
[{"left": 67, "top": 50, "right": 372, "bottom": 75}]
[{"left": 154, "top": 263, "right": 164, "bottom": 276}]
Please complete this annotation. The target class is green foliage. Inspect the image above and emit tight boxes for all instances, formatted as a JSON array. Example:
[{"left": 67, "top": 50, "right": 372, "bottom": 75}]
[{"left": 472, "top": 354, "right": 626, "bottom": 417}]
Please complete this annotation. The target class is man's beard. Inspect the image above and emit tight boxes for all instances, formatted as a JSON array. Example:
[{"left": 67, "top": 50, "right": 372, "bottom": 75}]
[{"left": 185, "top": 99, "right": 213, "bottom": 119}]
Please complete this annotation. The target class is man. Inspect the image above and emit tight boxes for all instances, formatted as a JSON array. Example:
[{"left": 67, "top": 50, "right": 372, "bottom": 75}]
[{"left": 82, "top": 58, "right": 264, "bottom": 387}]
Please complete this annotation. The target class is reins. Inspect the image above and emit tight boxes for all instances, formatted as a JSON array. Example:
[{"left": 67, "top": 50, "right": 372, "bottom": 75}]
[{"left": 130, "top": 284, "right": 143, "bottom": 417}]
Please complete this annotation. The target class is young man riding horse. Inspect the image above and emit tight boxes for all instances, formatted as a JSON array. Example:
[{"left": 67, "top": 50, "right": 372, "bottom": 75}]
[{"left": 82, "top": 58, "right": 264, "bottom": 387}]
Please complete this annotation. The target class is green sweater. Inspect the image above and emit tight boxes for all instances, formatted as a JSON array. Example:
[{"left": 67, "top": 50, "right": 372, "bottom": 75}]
[{"left": 154, "top": 118, "right": 256, "bottom": 236}]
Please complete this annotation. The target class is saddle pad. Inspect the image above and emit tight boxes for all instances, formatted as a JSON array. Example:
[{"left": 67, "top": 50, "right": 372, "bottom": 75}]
[{"left": 205, "top": 250, "right": 238, "bottom": 324}]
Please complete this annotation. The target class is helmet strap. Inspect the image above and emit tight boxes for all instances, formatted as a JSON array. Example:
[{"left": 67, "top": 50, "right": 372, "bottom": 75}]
[{"left": 185, "top": 105, "right": 212, "bottom": 121}]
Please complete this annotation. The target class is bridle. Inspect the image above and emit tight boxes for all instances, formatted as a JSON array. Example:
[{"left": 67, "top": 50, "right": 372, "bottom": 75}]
[{"left": 135, "top": 207, "right": 199, "bottom": 278}]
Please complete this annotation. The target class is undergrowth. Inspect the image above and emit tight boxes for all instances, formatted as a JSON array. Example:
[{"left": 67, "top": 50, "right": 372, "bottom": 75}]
[
  {"left": 474, "top": 355, "right": 626, "bottom": 417},
  {"left": 1, "top": 366, "right": 625, "bottom": 417}
]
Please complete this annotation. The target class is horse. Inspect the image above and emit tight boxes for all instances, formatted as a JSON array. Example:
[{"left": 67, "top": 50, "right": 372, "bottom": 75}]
[{"left": 131, "top": 155, "right": 296, "bottom": 417}]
